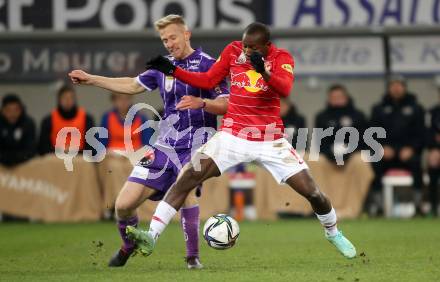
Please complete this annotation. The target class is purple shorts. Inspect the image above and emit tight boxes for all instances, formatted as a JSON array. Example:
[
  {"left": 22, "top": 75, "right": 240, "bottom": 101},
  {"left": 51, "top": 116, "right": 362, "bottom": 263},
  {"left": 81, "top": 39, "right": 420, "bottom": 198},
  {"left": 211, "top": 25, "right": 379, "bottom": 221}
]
[{"left": 127, "top": 146, "right": 197, "bottom": 201}]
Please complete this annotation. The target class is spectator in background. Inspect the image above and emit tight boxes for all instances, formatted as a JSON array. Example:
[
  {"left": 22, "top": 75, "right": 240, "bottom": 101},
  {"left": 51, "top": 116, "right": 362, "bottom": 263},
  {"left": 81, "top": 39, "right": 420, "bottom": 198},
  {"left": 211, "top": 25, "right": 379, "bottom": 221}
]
[
  {"left": 0, "top": 94, "right": 36, "bottom": 167},
  {"left": 310, "top": 84, "right": 373, "bottom": 218},
  {"left": 426, "top": 92, "right": 440, "bottom": 216},
  {"left": 100, "top": 93, "right": 153, "bottom": 151},
  {"left": 38, "top": 85, "right": 95, "bottom": 155},
  {"left": 315, "top": 84, "right": 368, "bottom": 164},
  {"left": 98, "top": 93, "right": 154, "bottom": 221},
  {"left": 370, "top": 76, "right": 425, "bottom": 210},
  {"left": 280, "top": 98, "right": 306, "bottom": 150}
]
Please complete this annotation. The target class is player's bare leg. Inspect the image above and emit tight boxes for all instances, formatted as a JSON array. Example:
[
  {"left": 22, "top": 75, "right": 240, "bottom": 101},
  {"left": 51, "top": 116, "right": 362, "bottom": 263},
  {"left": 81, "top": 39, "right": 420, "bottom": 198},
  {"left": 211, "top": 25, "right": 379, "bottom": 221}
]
[
  {"left": 115, "top": 182, "right": 157, "bottom": 220},
  {"left": 126, "top": 154, "right": 220, "bottom": 256},
  {"left": 284, "top": 169, "right": 331, "bottom": 214},
  {"left": 285, "top": 169, "right": 356, "bottom": 259},
  {"left": 166, "top": 155, "right": 220, "bottom": 209},
  {"left": 109, "top": 181, "right": 156, "bottom": 267}
]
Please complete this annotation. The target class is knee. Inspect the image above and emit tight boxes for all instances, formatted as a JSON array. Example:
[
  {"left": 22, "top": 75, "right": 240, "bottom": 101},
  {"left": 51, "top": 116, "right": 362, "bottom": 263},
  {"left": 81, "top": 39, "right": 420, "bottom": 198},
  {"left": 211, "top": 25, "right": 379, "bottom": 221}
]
[
  {"left": 180, "top": 163, "right": 205, "bottom": 185},
  {"left": 115, "top": 198, "right": 134, "bottom": 217},
  {"left": 306, "top": 189, "right": 325, "bottom": 204},
  {"left": 302, "top": 181, "right": 326, "bottom": 204}
]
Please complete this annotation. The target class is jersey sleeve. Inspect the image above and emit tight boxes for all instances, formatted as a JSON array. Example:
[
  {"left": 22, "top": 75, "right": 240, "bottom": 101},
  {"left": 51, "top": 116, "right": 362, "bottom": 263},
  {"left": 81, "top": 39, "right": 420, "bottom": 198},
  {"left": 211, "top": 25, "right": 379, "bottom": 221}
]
[
  {"left": 136, "top": 69, "right": 158, "bottom": 91},
  {"left": 174, "top": 43, "right": 234, "bottom": 89},
  {"left": 203, "top": 58, "right": 230, "bottom": 99},
  {"left": 267, "top": 52, "right": 295, "bottom": 97}
]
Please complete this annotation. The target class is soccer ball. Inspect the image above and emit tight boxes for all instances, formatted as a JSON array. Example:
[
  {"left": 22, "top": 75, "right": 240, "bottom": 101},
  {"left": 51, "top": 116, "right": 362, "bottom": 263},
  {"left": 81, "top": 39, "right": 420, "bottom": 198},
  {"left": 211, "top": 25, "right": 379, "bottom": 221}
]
[{"left": 203, "top": 214, "right": 240, "bottom": 250}]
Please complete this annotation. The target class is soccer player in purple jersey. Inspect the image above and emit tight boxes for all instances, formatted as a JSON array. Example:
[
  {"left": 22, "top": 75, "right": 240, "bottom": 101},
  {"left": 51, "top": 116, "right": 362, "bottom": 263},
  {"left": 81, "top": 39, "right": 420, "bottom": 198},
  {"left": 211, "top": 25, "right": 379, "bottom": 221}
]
[{"left": 68, "top": 15, "right": 229, "bottom": 269}]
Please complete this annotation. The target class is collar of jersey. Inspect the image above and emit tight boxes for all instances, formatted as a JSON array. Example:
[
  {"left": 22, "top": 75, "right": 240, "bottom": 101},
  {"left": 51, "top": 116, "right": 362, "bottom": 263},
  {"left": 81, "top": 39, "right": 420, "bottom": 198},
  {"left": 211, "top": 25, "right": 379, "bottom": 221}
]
[{"left": 170, "top": 47, "right": 202, "bottom": 63}]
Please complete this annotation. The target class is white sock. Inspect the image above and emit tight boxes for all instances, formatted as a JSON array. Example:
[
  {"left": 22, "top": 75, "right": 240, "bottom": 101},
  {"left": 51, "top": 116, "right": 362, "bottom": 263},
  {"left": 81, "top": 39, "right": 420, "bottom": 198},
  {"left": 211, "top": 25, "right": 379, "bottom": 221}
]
[
  {"left": 316, "top": 207, "right": 339, "bottom": 236},
  {"left": 149, "top": 201, "right": 177, "bottom": 240}
]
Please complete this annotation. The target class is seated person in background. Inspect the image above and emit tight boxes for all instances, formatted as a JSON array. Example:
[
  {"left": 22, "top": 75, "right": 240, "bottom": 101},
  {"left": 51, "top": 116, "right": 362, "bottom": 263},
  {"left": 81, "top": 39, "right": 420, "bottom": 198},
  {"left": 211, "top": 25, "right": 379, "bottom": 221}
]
[
  {"left": 280, "top": 97, "right": 306, "bottom": 150},
  {"left": 370, "top": 76, "right": 425, "bottom": 208},
  {"left": 0, "top": 94, "right": 36, "bottom": 167},
  {"left": 38, "top": 85, "right": 95, "bottom": 155},
  {"left": 315, "top": 84, "right": 368, "bottom": 164},
  {"left": 427, "top": 94, "right": 440, "bottom": 216},
  {"left": 311, "top": 84, "right": 372, "bottom": 218},
  {"left": 98, "top": 93, "right": 154, "bottom": 218},
  {"left": 100, "top": 93, "right": 153, "bottom": 151}
]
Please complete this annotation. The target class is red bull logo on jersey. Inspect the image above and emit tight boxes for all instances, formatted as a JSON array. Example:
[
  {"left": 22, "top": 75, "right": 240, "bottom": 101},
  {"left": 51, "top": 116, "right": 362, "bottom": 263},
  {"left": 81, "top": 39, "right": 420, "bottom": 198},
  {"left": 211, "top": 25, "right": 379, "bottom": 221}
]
[{"left": 231, "top": 70, "right": 268, "bottom": 93}]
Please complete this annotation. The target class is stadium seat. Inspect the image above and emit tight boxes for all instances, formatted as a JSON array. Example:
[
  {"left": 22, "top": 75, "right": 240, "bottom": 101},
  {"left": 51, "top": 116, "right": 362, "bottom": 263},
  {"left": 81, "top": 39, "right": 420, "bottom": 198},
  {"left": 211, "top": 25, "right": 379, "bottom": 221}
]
[{"left": 382, "top": 169, "right": 414, "bottom": 218}]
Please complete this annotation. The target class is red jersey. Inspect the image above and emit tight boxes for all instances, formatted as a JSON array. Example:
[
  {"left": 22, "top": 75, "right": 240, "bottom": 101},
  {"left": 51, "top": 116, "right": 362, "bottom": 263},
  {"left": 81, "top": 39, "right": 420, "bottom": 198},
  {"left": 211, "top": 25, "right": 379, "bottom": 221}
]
[{"left": 174, "top": 41, "right": 294, "bottom": 141}]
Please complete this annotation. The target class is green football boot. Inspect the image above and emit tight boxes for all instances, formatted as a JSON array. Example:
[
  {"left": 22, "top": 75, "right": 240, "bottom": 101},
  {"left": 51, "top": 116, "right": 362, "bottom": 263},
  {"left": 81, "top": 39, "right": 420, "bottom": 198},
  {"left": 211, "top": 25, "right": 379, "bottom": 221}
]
[
  {"left": 326, "top": 231, "right": 356, "bottom": 259},
  {"left": 126, "top": 226, "right": 155, "bottom": 256}
]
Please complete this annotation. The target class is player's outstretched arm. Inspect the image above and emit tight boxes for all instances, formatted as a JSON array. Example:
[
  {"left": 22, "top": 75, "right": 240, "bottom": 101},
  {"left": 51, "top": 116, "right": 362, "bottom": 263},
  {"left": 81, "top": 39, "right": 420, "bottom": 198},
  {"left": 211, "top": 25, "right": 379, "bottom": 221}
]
[
  {"left": 176, "top": 96, "right": 228, "bottom": 115},
  {"left": 68, "top": 70, "right": 144, "bottom": 95},
  {"left": 173, "top": 66, "right": 227, "bottom": 90},
  {"left": 146, "top": 56, "right": 229, "bottom": 90}
]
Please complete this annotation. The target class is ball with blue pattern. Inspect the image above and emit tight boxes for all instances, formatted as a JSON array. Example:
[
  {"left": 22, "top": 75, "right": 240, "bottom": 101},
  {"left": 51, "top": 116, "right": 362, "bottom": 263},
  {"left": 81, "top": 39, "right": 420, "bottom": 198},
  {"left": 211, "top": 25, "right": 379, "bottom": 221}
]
[{"left": 203, "top": 214, "right": 240, "bottom": 250}]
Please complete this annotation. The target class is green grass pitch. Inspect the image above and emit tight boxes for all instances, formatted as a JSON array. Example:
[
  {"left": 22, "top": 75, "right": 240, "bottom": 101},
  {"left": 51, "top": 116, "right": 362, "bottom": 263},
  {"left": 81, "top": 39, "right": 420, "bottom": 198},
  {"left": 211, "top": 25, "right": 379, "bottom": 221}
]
[{"left": 0, "top": 219, "right": 439, "bottom": 281}]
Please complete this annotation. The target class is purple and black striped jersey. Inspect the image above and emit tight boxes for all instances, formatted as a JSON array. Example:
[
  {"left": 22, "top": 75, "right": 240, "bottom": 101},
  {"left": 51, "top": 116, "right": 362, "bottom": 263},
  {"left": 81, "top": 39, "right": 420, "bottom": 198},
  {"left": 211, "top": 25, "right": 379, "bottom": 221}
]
[{"left": 136, "top": 48, "right": 229, "bottom": 149}]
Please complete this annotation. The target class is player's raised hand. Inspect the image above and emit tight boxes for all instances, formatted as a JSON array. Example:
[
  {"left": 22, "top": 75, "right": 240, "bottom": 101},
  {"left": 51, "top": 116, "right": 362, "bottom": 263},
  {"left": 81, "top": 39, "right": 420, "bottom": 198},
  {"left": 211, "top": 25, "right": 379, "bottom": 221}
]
[
  {"left": 250, "top": 51, "right": 265, "bottom": 73},
  {"left": 68, "top": 70, "right": 93, "bottom": 85},
  {"left": 145, "top": 56, "right": 176, "bottom": 75},
  {"left": 176, "top": 95, "right": 204, "bottom": 111}
]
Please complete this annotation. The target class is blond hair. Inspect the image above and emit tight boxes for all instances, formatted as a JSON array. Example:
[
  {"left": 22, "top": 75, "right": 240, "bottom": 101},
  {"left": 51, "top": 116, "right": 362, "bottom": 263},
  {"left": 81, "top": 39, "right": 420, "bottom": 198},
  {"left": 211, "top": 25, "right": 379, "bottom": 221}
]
[{"left": 154, "top": 14, "right": 187, "bottom": 31}]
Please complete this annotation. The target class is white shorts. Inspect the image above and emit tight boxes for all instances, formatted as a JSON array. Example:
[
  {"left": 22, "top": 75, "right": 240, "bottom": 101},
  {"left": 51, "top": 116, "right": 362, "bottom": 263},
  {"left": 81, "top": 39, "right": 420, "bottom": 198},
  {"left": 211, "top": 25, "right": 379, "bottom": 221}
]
[{"left": 197, "top": 131, "right": 309, "bottom": 184}]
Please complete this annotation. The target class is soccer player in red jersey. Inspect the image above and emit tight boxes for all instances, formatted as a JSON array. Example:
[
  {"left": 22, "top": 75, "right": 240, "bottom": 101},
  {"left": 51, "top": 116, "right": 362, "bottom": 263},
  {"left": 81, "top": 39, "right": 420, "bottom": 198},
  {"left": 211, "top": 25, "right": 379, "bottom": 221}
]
[{"left": 127, "top": 22, "right": 357, "bottom": 260}]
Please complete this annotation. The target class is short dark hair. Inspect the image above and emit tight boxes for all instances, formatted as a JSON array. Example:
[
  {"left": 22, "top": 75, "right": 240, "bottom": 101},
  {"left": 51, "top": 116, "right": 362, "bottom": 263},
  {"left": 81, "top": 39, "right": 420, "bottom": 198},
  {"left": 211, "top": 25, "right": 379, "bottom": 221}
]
[
  {"left": 327, "top": 84, "right": 347, "bottom": 94},
  {"left": 2, "top": 93, "right": 22, "bottom": 108},
  {"left": 387, "top": 74, "right": 407, "bottom": 88},
  {"left": 57, "top": 84, "right": 75, "bottom": 98},
  {"left": 244, "top": 22, "right": 271, "bottom": 43}
]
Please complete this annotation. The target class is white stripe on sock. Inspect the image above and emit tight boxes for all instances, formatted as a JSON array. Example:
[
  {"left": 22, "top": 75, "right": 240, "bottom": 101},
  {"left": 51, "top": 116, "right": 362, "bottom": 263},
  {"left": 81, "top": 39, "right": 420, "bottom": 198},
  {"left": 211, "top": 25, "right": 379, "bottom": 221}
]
[{"left": 149, "top": 201, "right": 177, "bottom": 240}]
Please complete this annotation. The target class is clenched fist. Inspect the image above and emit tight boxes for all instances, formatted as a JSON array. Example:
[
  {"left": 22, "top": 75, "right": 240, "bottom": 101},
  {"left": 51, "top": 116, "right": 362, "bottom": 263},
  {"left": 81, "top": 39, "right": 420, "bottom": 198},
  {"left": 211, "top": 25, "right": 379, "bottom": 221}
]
[{"left": 68, "top": 70, "right": 94, "bottom": 85}]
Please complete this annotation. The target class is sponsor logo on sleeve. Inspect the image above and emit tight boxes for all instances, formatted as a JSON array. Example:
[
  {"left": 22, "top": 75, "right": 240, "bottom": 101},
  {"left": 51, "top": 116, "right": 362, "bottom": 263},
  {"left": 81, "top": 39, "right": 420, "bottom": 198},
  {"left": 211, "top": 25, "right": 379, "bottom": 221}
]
[{"left": 281, "top": 64, "right": 293, "bottom": 74}]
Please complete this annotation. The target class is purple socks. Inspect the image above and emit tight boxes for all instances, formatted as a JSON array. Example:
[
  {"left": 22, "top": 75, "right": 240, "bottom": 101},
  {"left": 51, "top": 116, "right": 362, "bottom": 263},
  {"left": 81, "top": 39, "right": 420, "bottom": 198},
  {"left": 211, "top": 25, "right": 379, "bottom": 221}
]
[
  {"left": 116, "top": 208, "right": 199, "bottom": 257},
  {"left": 117, "top": 215, "right": 138, "bottom": 253},
  {"left": 181, "top": 206, "right": 200, "bottom": 258}
]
